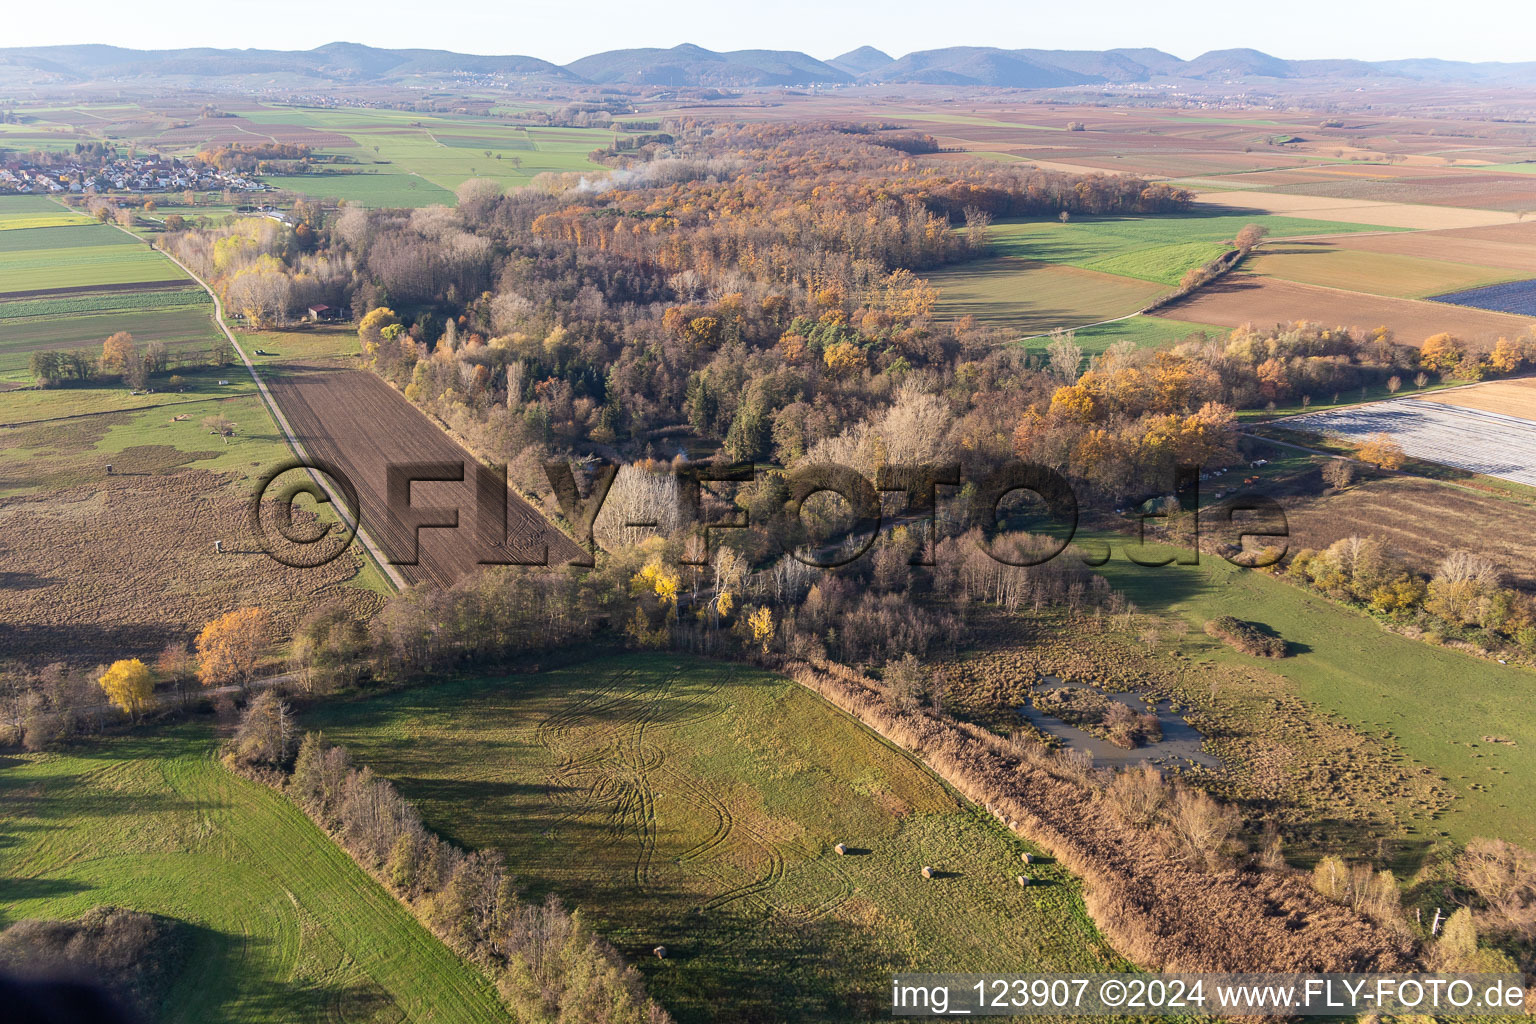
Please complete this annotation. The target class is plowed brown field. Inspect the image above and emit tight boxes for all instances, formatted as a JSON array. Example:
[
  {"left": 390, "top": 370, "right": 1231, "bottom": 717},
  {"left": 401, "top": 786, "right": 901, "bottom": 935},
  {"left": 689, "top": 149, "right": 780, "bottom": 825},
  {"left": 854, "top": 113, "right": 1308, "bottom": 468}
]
[
  {"left": 1153, "top": 273, "right": 1532, "bottom": 345},
  {"left": 264, "top": 363, "right": 584, "bottom": 588}
]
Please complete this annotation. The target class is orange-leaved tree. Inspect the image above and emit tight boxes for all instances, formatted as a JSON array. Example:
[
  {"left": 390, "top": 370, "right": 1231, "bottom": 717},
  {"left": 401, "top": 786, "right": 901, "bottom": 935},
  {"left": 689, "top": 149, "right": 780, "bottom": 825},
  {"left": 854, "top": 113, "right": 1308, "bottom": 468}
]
[
  {"left": 98, "top": 658, "right": 154, "bottom": 719},
  {"left": 101, "top": 331, "right": 136, "bottom": 372},
  {"left": 196, "top": 607, "right": 273, "bottom": 691}
]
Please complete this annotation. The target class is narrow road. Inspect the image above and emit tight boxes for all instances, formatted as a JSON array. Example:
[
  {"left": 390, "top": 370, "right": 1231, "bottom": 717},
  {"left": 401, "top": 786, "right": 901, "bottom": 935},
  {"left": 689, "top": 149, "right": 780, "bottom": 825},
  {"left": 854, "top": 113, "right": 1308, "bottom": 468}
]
[{"left": 103, "top": 216, "right": 406, "bottom": 591}]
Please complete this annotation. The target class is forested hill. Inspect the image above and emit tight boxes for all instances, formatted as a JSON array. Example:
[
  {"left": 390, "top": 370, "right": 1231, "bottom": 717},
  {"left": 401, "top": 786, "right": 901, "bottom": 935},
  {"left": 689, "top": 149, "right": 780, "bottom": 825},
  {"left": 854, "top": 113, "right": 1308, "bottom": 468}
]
[{"left": 3, "top": 41, "right": 1536, "bottom": 90}]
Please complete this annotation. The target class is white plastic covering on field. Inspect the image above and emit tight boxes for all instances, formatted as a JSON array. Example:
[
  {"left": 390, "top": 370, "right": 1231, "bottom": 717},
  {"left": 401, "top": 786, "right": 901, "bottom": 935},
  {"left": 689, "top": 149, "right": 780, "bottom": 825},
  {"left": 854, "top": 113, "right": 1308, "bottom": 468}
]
[{"left": 1287, "top": 398, "right": 1536, "bottom": 487}]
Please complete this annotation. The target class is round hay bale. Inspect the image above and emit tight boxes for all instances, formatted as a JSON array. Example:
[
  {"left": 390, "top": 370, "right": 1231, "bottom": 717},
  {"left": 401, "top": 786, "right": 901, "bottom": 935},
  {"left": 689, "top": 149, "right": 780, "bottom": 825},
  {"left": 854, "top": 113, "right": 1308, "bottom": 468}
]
[
  {"left": 1017, "top": 874, "right": 1032, "bottom": 887},
  {"left": 833, "top": 842, "right": 847, "bottom": 856},
  {"left": 921, "top": 865, "right": 934, "bottom": 879},
  {"left": 1020, "top": 852, "right": 1033, "bottom": 865},
  {"left": 653, "top": 946, "right": 668, "bottom": 960}
]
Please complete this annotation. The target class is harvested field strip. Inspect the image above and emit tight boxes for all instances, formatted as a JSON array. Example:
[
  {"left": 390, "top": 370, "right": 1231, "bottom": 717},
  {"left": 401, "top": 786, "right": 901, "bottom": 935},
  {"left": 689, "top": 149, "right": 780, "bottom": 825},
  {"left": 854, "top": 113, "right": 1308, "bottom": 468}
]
[
  {"left": 1154, "top": 273, "right": 1532, "bottom": 346},
  {"left": 1279, "top": 473, "right": 1536, "bottom": 592},
  {"left": 1259, "top": 174, "right": 1536, "bottom": 213},
  {"left": 1328, "top": 223, "right": 1536, "bottom": 274},
  {"left": 1414, "top": 377, "right": 1536, "bottom": 420},
  {"left": 262, "top": 363, "right": 583, "bottom": 587},
  {"left": 1247, "top": 241, "right": 1519, "bottom": 299},
  {"left": 1287, "top": 399, "right": 1536, "bottom": 487},
  {"left": 0, "top": 279, "right": 199, "bottom": 302},
  {"left": 304, "top": 655, "right": 1127, "bottom": 1024},
  {"left": 0, "top": 728, "right": 511, "bottom": 1024},
  {"left": 1192, "top": 190, "right": 1521, "bottom": 230}
]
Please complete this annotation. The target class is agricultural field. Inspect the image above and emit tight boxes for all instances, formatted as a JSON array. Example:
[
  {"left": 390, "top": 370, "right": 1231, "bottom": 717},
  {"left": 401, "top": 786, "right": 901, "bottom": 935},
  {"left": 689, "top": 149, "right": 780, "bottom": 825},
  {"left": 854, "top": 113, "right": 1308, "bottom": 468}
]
[
  {"left": 1191, "top": 190, "right": 1520, "bottom": 230},
  {"left": 261, "top": 172, "right": 455, "bottom": 209},
  {"left": 1327, "top": 221, "right": 1536, "bottom": 274},
  {"left": 303, "top": 654, "right": 1129, "bottom": 1024},
  {"left": 0, "top": 292, "right": 219, "bottom": 376},
  {"left": 0, "top": 365, "right": 385, "bottom": 661},
  {"left": 928, "top": 259, "right": 1166, "bottom": 335},
  {"left": 0, "top": 103, "right": 615, "bottom": 208},
  {"left": 239, "top": 107, "right": 614, "bottom": 202},
  {"left": 0, "top": 225, "right": 187, "bottom": 295},
  {"left": 978, "top": 212, "right": 1399, "bottom": 287},
  {"left": 1154, "top": 272, "right": 1533, "bottom": 346},
  {"left": 1247, "top": 241, "right": 1519, "bottom": 299},
  {"left": 0, "top": 725, "right": 511, "bottom": 1024},
  {"left": 1414, "top": 377, "right": 1536, "bottom": 419},
  {"left": 1287, "top": 398, "right": 1536, "bottom": 487},
  {"left": 0, "top": 196, "right": 95, "bottom": 230},
  {"left": 934, "top": 209, "right": 1405, "bottom": 337},
  {"left": 1276, "top": 470, "right": 1536, "bottom": 592},
  {"left": 262, "top": 362, "right": 583, "bottom": 587},
  {"left": 1430, "top": 277, "right": 1536, "bottom": 315},
  {"left": 1260, "top": 173, "right": 1536, "bottom": 212}
]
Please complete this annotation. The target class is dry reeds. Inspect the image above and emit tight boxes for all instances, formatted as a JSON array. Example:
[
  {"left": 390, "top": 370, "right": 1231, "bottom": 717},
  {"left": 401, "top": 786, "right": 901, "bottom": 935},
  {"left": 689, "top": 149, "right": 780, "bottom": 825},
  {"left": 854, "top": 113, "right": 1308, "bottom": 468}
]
[{"left": 785, "top": 659, "right": 1414, "bottom": 973}]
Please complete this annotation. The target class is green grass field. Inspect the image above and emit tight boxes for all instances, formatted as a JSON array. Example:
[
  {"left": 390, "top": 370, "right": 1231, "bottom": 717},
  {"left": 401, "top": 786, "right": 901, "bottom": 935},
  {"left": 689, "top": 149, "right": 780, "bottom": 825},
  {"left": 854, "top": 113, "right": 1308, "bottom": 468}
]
[
  {"left": 0, "top": 223, "right": 138, "bottom": 252},
  {"left": 1025, "top": 314, "right": 1226, "bottom": 356},
  {"left": 932, "top": 211, "right": 1406, "bottom": 335},
  {"left": 244, "top": 325, "right": 362, "bottom": 366},
  {"left": 0, "top": 242, "right": 187, "bottom": 296},
  {"left": 980, "top": 213, "right": 1402, "bottom": 286},
  {"left": 303, "top": 654, "right": 1128, "bottom": 1023},
  {"left": 262, "top": 172, "right": 456, "bottom": 209},
  {"left": 0, "top": 726, "right": 510, "bottom": 1023},
  {"left": 0, "top": 285, "right": 210, "bottom": 320},
  {"left": 928, "top": 258, "right": 1167, "bottom": 335},
  {"left": 1089, "top": 540, "right": 1536, "bottom": 848},
  {"left": 0, "top": 196, "right": 95, "bottom": 230},
  {"left": 0, "top": 303, "right": 220, "bottom": 373},
  {"left": 242, "top": 106, "right": 614, "bottom": 204}
]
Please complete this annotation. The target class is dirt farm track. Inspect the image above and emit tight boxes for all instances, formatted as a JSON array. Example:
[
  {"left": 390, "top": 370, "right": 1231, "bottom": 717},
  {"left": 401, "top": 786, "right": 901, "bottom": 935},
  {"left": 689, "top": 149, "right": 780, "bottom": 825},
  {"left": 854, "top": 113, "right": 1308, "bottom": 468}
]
[{"left": 264, "top": 363, "right": 584, "bottom": 587}]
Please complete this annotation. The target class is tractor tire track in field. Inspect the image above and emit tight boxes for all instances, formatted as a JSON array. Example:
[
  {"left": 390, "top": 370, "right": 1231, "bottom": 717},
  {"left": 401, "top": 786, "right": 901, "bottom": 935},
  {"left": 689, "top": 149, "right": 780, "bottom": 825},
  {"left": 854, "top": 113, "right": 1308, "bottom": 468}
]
[{"left": 527, "top": 666, "right": 852, "bottom": 918}]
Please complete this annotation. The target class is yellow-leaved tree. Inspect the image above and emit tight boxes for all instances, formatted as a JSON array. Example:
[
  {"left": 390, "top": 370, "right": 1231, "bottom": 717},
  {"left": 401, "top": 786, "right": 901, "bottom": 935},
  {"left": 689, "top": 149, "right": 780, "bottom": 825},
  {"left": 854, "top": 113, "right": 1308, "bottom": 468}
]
[
  {"left": 98, "top": 659, "right": 154, "bottom": 719},
  {"left": 747, "top": 606, "right": 774, "bottom": 653},
  {"left": 1356, "top": 432, "right": 1406, "bottom": 470},
  {"left": 196, "top": 607, "right": 273, "bottom": 691}
]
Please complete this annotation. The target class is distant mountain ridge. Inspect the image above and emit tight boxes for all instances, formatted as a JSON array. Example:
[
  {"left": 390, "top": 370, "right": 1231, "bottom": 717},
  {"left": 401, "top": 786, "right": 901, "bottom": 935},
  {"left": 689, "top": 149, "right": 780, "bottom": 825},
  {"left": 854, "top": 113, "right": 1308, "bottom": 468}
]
[{"left": 3, "top": 40, "right": 1536, "bottom": 89}]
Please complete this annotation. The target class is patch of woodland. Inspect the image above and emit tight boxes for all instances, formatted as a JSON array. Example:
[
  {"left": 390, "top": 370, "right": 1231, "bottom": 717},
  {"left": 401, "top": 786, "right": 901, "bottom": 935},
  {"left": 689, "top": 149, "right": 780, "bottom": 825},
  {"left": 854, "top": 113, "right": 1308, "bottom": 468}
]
[{"left": 0, "top": 906, "right": 188, "bottom": 1018}]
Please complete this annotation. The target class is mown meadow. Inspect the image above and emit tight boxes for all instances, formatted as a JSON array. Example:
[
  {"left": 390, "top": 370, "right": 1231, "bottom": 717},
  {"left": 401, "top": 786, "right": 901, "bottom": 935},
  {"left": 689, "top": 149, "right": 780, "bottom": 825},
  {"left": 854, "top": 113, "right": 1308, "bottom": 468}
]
[{"left": 303, "top": 653, "right": 1130, "bottom": 1024}]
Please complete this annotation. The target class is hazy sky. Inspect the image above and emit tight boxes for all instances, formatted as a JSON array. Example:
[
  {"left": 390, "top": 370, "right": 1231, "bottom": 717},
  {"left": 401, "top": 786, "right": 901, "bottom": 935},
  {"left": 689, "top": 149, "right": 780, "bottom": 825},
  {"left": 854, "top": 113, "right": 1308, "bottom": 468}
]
[{"left": 6, "top": 0, "right": 1531, "bottom": 65}]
